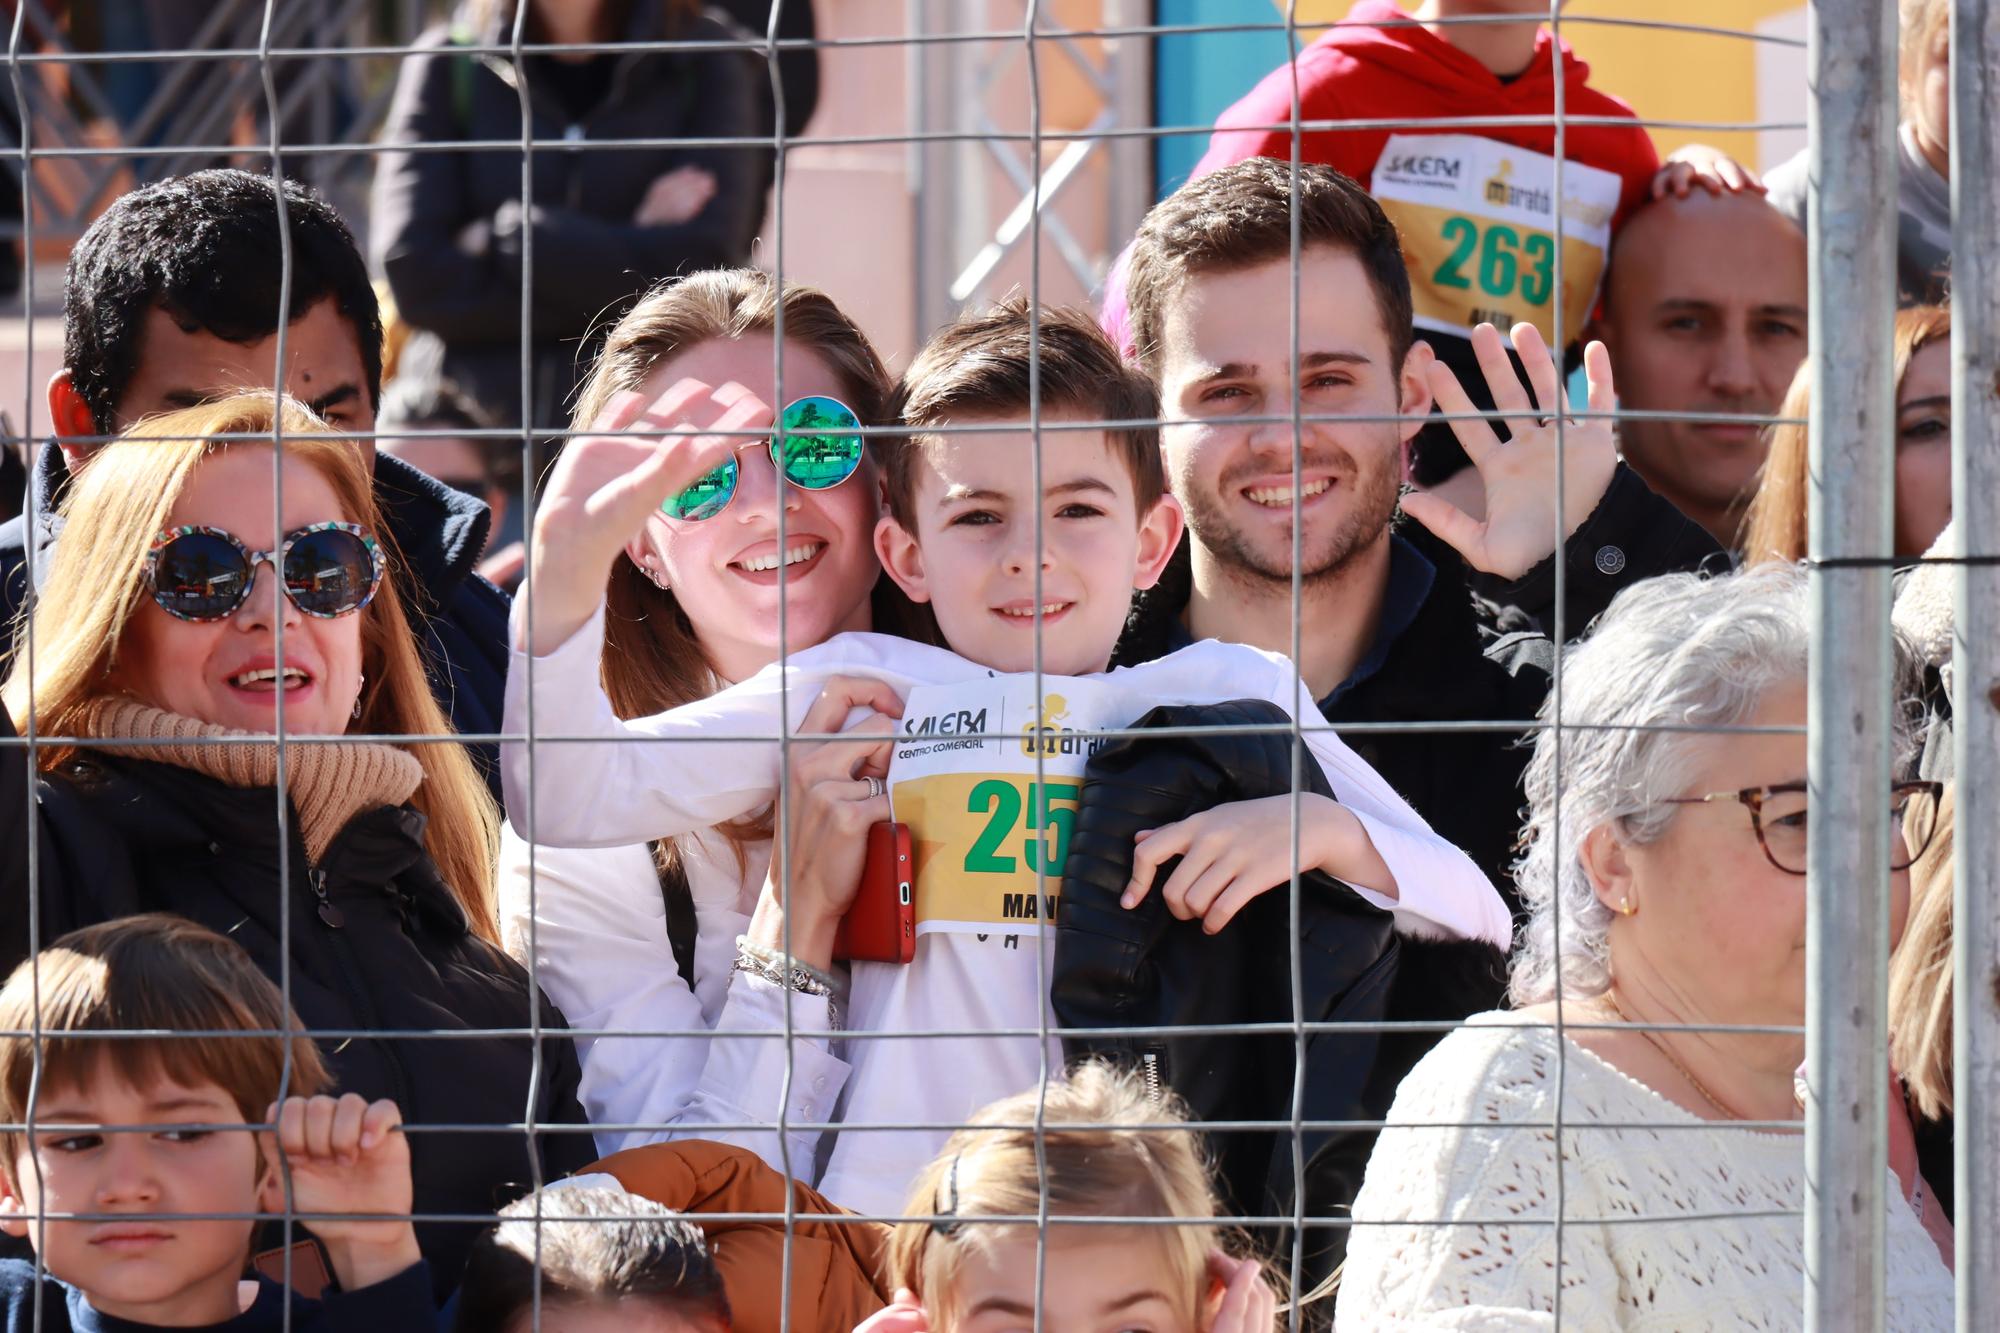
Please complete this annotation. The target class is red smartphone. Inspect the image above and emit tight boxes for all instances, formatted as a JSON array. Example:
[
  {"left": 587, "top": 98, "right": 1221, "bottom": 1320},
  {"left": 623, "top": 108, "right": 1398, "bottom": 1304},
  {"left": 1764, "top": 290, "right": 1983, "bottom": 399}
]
[{"left": 834, "top": 821, "right": 915, "bottom": 964}]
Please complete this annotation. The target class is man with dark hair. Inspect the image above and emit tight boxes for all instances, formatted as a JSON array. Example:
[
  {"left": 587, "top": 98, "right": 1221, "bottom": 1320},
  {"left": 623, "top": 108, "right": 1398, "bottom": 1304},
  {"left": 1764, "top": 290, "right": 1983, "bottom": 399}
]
[
  {"left": 54, "top": 170, "right": 384, "bottom": 437},
  {"left": 0, "top": 169, "right": 509, "bottom": 794},
  {"left": 1107, "top": 160, "right": 1720, "bottom": 1276},
  {"left": 1118, "top": 156, "right": 1718, "bottom": 917}
]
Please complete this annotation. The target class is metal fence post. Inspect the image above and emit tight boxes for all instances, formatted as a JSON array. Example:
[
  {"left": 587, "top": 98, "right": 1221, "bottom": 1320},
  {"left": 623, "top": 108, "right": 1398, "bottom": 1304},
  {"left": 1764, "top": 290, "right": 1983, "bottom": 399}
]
[
  {"left": 1803, "top": 0, "right": 1898, "bottom": 1327},
  {"left": 1103, "top": 0, "right": 1153, "bottom": 251},
  {"left": 1951, "top": 1, "right": 2000, "bottom": 1325}
]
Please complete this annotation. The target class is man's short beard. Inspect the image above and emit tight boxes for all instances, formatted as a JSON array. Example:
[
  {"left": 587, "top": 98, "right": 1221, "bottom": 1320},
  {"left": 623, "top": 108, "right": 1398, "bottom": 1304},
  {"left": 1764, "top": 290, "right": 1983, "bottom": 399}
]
[{"left": 1183, "top": 454, "right": 1402, "bottom": 589}]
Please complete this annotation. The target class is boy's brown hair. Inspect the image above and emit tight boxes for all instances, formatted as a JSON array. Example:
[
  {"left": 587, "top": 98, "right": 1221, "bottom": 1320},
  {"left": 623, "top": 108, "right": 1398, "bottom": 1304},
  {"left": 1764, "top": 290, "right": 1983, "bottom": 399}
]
[
  {"left": 886, "top": 297, "right": 1165, "bottom": 532},
  {"left": 0, "top": 914, "right": 329, "bottom": 1186},
  {"left": 1123, "top": 157, "right": 1415, "bottom": 377}
]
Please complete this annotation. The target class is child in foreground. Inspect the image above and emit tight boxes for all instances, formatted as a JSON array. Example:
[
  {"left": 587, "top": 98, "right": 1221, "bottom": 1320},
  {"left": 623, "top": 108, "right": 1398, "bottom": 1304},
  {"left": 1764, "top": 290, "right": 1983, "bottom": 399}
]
[
  {"left": 855, "top": 1063, "right": 1278, "bottom": 1333},
  {"left": 454, "top": 1185, "right": 731, "bottom": 1333},
  {"left": 505, "top": 300, "right": 1510, "bottom": 1216},
  {"left": 0, "top": 914, "right": 436, "bottom": 1331}
]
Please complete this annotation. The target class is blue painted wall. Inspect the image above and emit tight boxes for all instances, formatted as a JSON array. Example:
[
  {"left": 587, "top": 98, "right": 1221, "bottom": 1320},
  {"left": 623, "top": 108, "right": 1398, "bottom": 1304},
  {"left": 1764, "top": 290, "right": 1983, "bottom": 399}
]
[{"left": 1151, "top": 0, "right": 1296, "bottom": 199}]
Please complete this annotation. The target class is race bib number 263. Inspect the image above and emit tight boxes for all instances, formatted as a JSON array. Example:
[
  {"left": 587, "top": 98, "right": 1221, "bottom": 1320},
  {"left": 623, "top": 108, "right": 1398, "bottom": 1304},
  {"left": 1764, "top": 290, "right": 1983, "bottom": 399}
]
[{"left": 1370, "top": 134, "right": 1623, "bottom": 343}]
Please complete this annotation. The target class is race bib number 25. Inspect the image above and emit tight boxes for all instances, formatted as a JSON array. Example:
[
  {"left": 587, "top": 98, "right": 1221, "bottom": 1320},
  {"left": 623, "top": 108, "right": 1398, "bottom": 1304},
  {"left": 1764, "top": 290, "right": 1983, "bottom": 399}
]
[
  {"left": 887, "top": 676, "right": 1121, "bottom": 937},
  {"left": 1370, "top": 134, "right": 1623, "bottom": 343}
]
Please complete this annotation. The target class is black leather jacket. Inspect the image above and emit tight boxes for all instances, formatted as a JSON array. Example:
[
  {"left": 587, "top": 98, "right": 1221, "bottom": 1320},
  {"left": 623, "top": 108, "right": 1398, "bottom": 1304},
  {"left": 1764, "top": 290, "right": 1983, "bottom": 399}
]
[
  {"left": 1114, "top": 466, "right": 1724, "bottom": 908},
  {"left": 1054, "top": 700, "right": 1413, "bottom": 1291}
]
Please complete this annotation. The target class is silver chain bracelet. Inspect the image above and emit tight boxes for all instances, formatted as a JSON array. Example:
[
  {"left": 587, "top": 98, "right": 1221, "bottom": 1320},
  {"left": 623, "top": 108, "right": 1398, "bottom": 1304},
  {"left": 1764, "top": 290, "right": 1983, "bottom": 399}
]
[{"left": 733, "top": 936, "right": 844, "bottom": 1030}]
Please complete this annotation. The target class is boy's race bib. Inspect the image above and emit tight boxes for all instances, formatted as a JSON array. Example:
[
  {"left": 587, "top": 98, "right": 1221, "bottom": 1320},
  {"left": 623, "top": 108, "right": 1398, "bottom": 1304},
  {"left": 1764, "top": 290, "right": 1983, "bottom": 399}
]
[
  {"left": 1370, "top": 134, "right": 1622, "bottom": 344},
  {"left": 887, "top": 675, "right": 1120, "bottom": 937}
]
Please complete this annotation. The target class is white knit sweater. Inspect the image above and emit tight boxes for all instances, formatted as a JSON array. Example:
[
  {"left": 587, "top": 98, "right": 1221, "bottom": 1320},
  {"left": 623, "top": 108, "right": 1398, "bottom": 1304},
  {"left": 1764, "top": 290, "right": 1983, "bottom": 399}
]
[{"left": 1337, "top": 1012, "right": 1953, "bottom": 1331}]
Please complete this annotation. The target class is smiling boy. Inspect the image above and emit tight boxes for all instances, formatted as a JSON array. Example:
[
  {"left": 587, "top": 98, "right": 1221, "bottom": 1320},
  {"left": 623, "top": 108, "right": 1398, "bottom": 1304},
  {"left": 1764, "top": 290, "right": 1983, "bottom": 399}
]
[
  {"left": 872, "top": 300, "right": 1181, "bottom": 680},
  {"left": 505, "top": 301, "right": 1509, "bottom": 1218},
  {"left": 0, "top": 915, "right": 437, "bottom": 1331}
]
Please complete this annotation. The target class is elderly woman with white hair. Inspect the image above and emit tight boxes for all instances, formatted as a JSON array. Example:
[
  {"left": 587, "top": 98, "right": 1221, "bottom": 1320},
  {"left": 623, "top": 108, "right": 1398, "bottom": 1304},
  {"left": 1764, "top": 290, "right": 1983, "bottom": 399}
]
[{"left": 1335, "top": 565, "right": 1954, "bottom": 1330}]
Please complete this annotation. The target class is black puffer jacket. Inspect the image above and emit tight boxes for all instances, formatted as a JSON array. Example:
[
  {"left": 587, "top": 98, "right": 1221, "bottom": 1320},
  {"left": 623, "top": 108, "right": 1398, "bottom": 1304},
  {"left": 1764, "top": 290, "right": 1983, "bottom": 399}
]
[
  {"left": 1053, "top": 700, "right": 1503, "bottom": 1293},
  {"left": 0, "top": 712, "right": 595, "bottom": 1294}
]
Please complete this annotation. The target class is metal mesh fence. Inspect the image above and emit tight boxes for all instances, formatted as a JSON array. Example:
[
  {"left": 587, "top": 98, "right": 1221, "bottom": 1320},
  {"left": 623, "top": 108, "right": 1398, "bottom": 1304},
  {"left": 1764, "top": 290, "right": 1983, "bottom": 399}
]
[{"left": 0, "top": 1, "right": 1989, "bottom": 1330}]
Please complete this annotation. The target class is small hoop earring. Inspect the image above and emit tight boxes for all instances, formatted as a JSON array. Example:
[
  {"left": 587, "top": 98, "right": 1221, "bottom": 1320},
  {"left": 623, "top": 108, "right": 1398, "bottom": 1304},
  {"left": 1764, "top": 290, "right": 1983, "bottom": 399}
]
[
  {"left": 1618, "top": 897, "right": 1636, "bottom": 917},
  {"left": 639, "top": 555, "right": 669, "bottom": 591},
  {"left": 352, "top": 673, "right": 365, "bottom": 722}
]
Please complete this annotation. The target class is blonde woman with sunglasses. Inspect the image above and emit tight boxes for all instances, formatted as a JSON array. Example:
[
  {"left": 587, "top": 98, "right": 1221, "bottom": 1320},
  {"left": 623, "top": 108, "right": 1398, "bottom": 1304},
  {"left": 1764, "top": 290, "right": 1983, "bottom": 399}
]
[{"left": 0, "top": 394, "right": 595, "bottom": 1293}]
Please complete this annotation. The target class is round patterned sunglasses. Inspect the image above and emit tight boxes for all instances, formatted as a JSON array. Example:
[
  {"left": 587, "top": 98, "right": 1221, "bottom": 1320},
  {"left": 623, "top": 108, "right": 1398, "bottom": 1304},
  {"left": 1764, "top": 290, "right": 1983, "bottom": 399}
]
[
  {"left": 662, "top": 394, "right": 866, "bottom": 522},
  {"left": 144, "top": 522, "right": 385, "bottom": 623}
]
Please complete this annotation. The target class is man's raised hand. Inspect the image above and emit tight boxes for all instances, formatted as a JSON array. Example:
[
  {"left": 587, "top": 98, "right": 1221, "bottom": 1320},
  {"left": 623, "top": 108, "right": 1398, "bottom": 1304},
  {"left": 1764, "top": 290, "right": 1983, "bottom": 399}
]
[{"left": 1400, "top": 322, "right": 1619, "bottom": 581}]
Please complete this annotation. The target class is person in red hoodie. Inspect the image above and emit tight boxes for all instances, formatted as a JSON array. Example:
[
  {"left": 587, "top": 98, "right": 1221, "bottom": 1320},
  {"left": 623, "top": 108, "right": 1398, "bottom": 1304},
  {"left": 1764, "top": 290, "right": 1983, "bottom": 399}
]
[{"left": 1105, "top": 0, "right": 1758, "bottom": 487}]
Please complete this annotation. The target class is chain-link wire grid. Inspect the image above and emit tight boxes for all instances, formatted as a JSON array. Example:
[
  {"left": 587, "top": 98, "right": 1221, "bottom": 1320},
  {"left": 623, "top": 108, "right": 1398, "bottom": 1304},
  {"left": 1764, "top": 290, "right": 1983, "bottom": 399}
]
[{"left": 0, "top": 2, "right": 1988, "bottom": 1330}]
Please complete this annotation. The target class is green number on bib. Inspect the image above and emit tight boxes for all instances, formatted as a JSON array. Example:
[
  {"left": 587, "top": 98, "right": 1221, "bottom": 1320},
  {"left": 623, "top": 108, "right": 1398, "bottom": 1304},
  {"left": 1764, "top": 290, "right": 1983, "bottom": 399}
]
[
  {"left": 1023, "top": 781, "right": 1082, "bottom": 876},
  {"left": 1434, "top": 216, "right": 1477, "bottom": 290},
  {"left": 1435, "top": 219, "right": 1561, "bottom": 309},
  {"left": 1479, "top": 224, "right": 1519, "bottom": 297},
  {"left": 965, "top": 779, "right": 1022, "bottom": 874},
  {"left": 1520, "top": 232, "right": 1555, "bottom": 305}
]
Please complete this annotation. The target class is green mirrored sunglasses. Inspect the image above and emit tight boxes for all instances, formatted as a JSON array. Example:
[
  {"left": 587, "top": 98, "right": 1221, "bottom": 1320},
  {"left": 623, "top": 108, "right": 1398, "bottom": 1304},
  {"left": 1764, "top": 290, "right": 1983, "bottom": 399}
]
[{"left": 662, "top": 394, "right": 866, "bottom": 522}]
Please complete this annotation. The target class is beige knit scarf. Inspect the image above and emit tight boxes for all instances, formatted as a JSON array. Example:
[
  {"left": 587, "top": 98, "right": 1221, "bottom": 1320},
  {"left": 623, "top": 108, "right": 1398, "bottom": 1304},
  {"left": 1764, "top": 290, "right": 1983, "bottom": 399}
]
[{"left": 80, "top": 697, "right": 424, "bottom": 864}]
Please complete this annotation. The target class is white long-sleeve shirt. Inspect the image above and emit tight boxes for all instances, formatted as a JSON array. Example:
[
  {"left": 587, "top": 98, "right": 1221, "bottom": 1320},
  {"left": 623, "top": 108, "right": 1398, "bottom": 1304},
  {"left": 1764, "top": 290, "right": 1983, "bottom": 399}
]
[
  {"left": 503, "top": 606, "right": 1511, "bottom": 1215},
  {"left": 497, "top": 825, "right": 849, "bottom": 1168}
]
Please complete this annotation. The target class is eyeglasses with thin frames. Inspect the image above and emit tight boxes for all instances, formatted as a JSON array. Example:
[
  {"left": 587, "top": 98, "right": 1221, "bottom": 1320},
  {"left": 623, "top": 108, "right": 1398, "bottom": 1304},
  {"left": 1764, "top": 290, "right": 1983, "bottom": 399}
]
[{"left": 1657, "top": 779, "right": 1944, "bottom": 875}]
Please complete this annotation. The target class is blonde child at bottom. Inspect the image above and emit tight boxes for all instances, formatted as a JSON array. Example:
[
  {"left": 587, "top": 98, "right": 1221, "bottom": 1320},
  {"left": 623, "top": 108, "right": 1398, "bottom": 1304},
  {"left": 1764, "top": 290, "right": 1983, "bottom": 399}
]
[{"left": 856, "top": 1064, "right": 1280, "bottom": 1333}]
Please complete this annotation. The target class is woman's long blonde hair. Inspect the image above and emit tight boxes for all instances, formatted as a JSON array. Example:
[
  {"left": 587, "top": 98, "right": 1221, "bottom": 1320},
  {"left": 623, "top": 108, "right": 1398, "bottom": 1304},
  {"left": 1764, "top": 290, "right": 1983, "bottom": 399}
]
[
  {"left": 0, "top": 395, "right": 501, "bottom": 939},
  {"left": 1891, "top": 783, "right": 1955, "bottom": 1120},
  {"left": 1741, "top": 303, "right": 1951, "bottom": 563},
  {"left": 883, "top": 1063, "right": 1252, "bottom": 1332},
  {"left": 1901, "top": 0, "right": 1950, "bottom": 115}
]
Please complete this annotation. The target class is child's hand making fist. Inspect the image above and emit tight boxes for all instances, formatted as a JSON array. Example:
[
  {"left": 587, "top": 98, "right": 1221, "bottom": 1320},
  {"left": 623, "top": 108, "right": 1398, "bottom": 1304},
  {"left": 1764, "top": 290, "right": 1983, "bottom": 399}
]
[{"left": 261, "top": 1094, "right": 421, "bottom": 1294}]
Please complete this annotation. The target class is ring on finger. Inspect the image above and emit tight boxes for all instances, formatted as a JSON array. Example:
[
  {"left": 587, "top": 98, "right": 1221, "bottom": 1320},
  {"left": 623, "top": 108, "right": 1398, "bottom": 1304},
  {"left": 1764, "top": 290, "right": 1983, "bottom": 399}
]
[{"left": 864, "top": 775, "right": 885, "bottom": 799}]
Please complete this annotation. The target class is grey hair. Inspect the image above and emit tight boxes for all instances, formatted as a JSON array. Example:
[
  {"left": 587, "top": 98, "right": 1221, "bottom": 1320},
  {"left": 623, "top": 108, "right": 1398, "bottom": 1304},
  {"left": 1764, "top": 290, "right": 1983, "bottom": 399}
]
[{"left": 1509, "top": 563, "right": 1916, "bottom": 1006}]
